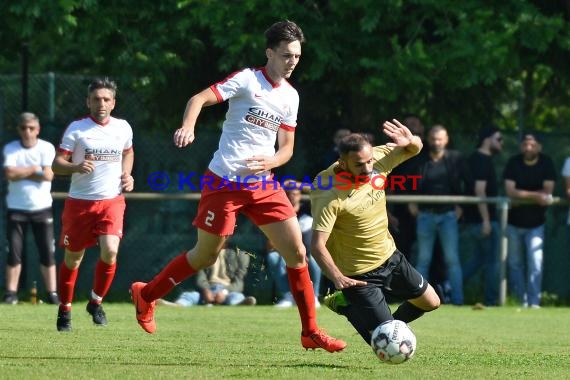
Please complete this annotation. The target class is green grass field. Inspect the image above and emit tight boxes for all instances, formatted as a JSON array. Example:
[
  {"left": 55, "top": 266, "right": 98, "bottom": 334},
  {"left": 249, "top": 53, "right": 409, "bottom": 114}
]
[{"left": 1, "top": 303, "right": 569, "bottom": 379}]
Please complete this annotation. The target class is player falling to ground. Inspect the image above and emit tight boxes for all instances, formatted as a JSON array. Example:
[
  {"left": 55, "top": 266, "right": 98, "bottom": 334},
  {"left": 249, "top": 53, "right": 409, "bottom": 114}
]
[
  {"left": 130, "top": 20, "right": 346, "bottom": 352},
  {"left": 311, "top": 121, "right": 441, "bottom": 345},
  {"left": 52, "top": 78, "right": 135, "bottom": 332}
]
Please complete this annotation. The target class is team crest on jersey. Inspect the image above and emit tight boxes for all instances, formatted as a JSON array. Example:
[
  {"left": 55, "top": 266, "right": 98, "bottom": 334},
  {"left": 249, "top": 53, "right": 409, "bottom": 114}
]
[{"left": 244, "top": 107, "right": 282, "bottom": 132}]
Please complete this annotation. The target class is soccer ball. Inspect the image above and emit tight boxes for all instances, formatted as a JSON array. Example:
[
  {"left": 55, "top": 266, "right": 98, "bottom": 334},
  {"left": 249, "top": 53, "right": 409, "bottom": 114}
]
[{"left": 370, "top": 320, "right": 416, "bottom": 364}]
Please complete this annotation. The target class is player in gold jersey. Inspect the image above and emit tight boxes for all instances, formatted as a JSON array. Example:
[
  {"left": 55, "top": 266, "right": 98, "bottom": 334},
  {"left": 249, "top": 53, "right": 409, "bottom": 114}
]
[{"left": 310, "top": 119, "right": 440, "bottom": 344}]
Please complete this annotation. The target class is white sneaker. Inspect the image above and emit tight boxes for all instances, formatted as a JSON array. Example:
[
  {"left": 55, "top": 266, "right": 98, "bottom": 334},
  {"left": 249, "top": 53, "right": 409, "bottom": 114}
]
[
  {"left": 275, "top": 299, "right": 294, "bottom": 308},
  {"left": 315, "top": 297, "right": 321, "bottom": 308},
  {"left": 274, "top": 293, "right": 295, "bottom": 308}
]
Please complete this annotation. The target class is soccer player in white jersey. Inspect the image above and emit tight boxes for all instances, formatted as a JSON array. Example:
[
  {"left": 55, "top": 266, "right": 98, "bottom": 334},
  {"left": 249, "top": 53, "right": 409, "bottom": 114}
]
[
  {"left": 130, "top": 20, "right": 346, "bottom": 352},
  {"left": 3, "top": 112, "right": 58, "bottom": 305},
  {"left": 52, "top": 78, "right": 135, "bottom": 332}
]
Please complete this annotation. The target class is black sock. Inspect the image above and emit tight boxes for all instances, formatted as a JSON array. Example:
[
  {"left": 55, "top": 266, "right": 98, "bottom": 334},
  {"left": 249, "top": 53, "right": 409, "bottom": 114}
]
[{"left": 392, "top": 301, "right": 425, "bottom": 323}]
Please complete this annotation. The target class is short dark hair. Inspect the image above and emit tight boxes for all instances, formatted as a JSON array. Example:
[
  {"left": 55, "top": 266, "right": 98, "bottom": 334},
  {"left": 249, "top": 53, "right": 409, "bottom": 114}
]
[
  {"left": 477, "top": 125, "right": 500, "bottom": 147},
  {"left": 265, "top": 20, "right": 305, "bottom": 49},
  {"left": 521, "top": 132, "right": 542, "bottom": 144},
  {"left": 87, "top": 77, "right": 117, "bottom": 97},
  {"left": 338, "top": 133, "right": 371, "bottom": 156}
]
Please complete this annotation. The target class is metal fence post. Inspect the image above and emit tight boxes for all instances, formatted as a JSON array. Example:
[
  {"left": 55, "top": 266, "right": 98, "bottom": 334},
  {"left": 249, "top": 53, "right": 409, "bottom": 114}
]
[
  {"left": 48, "top": 72, "right": 55, "bottom": 122},
  {"left": 498, "top": 197, "right": 510, "bottom": 305}
]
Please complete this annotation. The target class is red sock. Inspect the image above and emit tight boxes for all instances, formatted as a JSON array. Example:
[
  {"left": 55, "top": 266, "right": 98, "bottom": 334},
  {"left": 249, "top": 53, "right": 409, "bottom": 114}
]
[
  {"left": 91, "top": 260, "right": 116, "bottom": 303},
  {"left": 287, "top": 265, "right": 317, "bottom": 335},
  {"left": 58, "top": 263, "right": 78, "bottom": 307},
  {"left": 141, "top": 252, "right": 196, "bottom": 302}
]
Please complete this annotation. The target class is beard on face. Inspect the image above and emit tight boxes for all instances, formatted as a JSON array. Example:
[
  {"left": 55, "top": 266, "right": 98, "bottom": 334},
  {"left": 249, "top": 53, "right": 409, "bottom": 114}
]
[
  {"left": 523, "top": 151, "right": 538, "bottom": 162},
  {"left": 429, "top": 145, "right": 444, "bottom": 154}
]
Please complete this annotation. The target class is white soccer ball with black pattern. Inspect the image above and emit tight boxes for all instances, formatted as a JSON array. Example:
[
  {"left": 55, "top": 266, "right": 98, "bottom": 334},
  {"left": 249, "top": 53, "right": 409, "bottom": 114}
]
[{"left": 371, "top": 319, "right": 416, "bottom": 364}]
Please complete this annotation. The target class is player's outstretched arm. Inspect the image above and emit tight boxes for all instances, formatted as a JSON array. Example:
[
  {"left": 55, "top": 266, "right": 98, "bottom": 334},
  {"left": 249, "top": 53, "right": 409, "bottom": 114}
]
[
  {"left": 174, "top": 87, "right": 218, "bottom": 148},
  {"left": 311, "top": 230, "right": 367, "bottom": 290}
]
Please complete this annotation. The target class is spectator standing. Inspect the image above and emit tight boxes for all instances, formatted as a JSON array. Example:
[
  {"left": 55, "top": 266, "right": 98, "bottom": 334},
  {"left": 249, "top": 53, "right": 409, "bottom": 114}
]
[
  {"left": 2, "top": 112, "right": 58, "bottom": 305},
  {"left": 129, "top": 20, "right": 345, "bottom": 353},
  {"left": 387, "top": 115, "right": 426, "bottom": 259},
  {"left": 462, "top": 126, "right": 504, "bottom": 306},
  {"left": 266, "top": 184, "right": 321, "bottom": 307},
  {"left": 409, "top": 125, "right": 468, "bottom": 305},
  {"left": 503, "top": 133, "right": 556, "bottom": 308},
  {"left": 52, "top": 78, "right": 135, "bottom": 331}
]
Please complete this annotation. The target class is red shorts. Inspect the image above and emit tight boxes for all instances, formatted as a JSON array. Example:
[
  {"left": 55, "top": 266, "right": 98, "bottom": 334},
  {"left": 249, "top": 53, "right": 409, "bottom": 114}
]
[
  {"left": 193, "top": 170, "right": 296, "bottom": 236},
  {"left": 59, "top": 195, "right": 126, "bottom": 251}
]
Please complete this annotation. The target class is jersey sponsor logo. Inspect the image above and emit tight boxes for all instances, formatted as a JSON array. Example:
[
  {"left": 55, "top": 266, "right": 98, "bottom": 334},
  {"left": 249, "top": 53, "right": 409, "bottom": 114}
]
[
  {"left": 358, "top": 188, "right": 385, "bottom": 211},
  {"left": 85, "top": 148, "right": 122, "bottom": 162},
  {"left": 244, "top": 107, "right": 282, "bottom": 132}
]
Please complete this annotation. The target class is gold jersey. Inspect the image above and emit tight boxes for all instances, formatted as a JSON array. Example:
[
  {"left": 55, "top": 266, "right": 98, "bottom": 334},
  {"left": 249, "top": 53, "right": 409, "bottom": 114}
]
[{"left": 310, "top": 145, "right": 417, "bottom": 276}]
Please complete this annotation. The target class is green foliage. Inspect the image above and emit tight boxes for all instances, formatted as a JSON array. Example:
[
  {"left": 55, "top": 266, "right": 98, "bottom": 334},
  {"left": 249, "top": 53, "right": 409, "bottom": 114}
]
[
  {"left": 0, "top": 0, "right": 569, "bottom": 139},
  {"left": 1, "top": 304, "right": 570, "bottom": 379}
]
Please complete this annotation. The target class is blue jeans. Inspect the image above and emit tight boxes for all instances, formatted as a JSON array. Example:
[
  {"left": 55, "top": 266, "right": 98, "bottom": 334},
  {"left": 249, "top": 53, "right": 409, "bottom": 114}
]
[
  {"left": 462, "top": 222, "right": 500, "bottom": 306},
  {"left": 265, "top": 250, "right": 321, "bottom": 300},
  {"left": 415, "top": 210, "right": 463, "bottom": 305},
  {"left": 506, "top": 224, "right": 544, "bottom": 306},
  {"left": 175, "top": 284, "right": 246, "bottom": 306}
]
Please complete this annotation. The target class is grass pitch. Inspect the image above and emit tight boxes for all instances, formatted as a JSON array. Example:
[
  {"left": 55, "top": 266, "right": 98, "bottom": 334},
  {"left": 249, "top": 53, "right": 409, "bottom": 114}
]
[{"left": 1, "top": 303, "right": 569, "bottom": 379}]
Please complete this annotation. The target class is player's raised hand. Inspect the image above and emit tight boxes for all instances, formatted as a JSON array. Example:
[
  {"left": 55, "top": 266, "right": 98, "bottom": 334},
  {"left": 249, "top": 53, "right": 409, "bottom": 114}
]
[
  {"left": 173, "top": 127, "right": 195, "bottom": 148},
  {"left": 383, "top": 119, "right": 414, "bottom": 147}
]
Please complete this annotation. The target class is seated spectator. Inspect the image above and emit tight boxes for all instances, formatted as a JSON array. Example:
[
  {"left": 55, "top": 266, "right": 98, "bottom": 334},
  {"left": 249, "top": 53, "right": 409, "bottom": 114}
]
[
  {"left": 158, "top": 242, "right": 256, "bottom": 306},
  {"left": 266, "top": 183, "right": 321, "bottom": 308}
]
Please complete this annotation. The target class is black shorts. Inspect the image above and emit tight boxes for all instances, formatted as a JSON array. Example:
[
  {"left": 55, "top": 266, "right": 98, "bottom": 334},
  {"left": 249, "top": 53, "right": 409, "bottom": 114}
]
[
  {"left": 340, "top": 250, "right": 427, "bottom": 343},
  {"left": 6, "top": 208, "right": 55, "bottom": 266},
  {"left": 349, "top": 249, "right": 427, "bottom": 300}
]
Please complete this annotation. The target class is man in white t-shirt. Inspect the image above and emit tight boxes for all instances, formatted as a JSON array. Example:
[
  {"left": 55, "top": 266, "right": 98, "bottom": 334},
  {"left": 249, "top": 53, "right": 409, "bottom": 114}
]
[
  {"left": 130, "top": 20, "right": 346, "bottom": 353},
  {"left": 2, "top": 112, "right": 58, "bottom": 305},
  {"left": 52, "top": 78, "right": 135, "bottom": 332}
]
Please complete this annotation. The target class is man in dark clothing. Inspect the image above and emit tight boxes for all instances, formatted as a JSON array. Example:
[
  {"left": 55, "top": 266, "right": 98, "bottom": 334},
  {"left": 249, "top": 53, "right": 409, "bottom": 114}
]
[
  {"left": 462, "top": 126, "right": 504, "bottom": 306},
  {"left": 503, "top": 133, "right": 556, "bottom": 308},
  {"left": 388, "top": 116, "right": 426, "bottom": 259}
]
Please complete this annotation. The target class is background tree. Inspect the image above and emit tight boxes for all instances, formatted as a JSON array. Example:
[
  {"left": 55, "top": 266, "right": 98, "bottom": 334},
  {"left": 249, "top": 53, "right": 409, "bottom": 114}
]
[{"left": 1, "top": 0, "right": 569, "bottom": 171}]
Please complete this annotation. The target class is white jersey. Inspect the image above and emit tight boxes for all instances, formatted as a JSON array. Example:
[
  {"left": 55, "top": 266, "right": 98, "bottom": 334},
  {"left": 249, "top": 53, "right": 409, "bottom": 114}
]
[
  {"left": 58, "top": 116, "right": 133, "bottom": 200},
  {"left": 3, "top": 139, "right": 55, "bottom": 210},
  {"left": 208, "top": 67, "right": 299, "bottom": 182}
]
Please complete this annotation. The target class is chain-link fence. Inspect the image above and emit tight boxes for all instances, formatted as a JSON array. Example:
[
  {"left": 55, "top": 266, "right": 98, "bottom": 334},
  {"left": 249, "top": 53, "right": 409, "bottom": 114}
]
[{"left": 1, "top": 73, "right": 570, "bottom": 305}]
